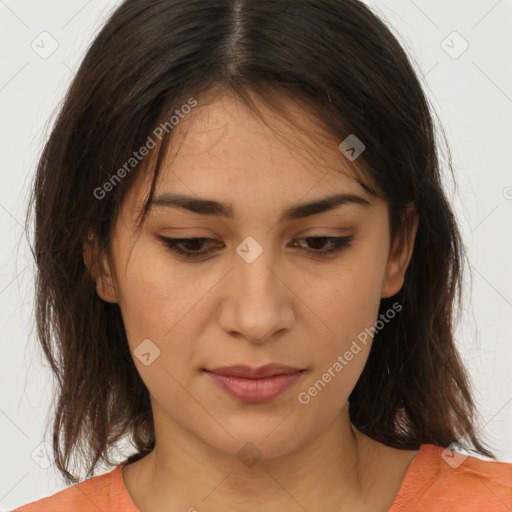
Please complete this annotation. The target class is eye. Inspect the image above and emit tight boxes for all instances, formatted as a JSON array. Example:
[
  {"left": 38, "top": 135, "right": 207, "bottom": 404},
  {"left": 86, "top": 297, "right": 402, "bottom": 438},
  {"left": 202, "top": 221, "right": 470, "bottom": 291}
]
[
  {"left": 159, "top": 237, "right": 220, "bottom": 259},
  {"left": 158, "top": 235, "right": 354, "bottom": 260},
  {"left": 290, "top": 236, "right": 354, "bottom": 256}
]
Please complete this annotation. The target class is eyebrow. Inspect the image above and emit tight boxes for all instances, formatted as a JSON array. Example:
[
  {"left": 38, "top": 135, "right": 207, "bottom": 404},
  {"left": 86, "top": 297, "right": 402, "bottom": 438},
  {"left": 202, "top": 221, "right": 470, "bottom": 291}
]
[{"left": 149, "top": 191, "right": 373, "bottom": 222}]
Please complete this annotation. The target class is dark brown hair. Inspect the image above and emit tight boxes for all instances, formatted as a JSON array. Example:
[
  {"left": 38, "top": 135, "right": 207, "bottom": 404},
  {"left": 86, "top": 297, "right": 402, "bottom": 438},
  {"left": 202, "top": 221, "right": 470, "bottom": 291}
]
[{"left": 25, "top": 0, "right": 494, "bottom": 485}]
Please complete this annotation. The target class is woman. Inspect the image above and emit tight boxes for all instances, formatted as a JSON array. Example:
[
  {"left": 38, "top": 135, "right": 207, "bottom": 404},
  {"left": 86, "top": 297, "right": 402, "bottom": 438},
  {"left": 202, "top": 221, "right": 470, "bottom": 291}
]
[{"left": 14, "top": 0, "right": 512, "bottom": 511}]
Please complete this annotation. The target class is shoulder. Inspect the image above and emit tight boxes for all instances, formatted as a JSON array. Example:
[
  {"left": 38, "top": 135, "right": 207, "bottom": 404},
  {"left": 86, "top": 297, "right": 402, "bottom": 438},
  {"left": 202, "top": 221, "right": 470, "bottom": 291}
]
[
  {"left": 394, "top": 444, "right": 512, "bottom": 512},
  {"left": 12, "top": 464, "right": 135, "bottom": 512}
]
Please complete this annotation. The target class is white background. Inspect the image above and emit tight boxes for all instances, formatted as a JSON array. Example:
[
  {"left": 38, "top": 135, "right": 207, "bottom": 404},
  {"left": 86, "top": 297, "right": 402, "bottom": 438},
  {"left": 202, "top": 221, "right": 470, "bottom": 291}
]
[{"left": 1, "top": 0, "right": 511, "bottom": 509}]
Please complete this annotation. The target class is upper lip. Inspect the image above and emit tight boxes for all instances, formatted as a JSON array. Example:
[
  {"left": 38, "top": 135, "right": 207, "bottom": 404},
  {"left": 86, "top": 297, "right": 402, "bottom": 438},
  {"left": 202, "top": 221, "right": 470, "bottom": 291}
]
[{"left": 205, "top": 364, "right": 304, "bottom": 378}]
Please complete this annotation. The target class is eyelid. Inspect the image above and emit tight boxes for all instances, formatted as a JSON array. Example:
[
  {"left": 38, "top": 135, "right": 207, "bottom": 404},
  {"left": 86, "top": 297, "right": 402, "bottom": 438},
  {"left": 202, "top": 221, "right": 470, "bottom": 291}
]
[{"left": 157, "top": 234, "right": 354, "bottom": 260}]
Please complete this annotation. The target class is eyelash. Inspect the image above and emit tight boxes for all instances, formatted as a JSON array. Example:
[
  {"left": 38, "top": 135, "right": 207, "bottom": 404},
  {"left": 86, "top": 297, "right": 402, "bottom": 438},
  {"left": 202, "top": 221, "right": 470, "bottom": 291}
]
[{"left": 159, "top": 236, "right": 354, "bottom": 260}]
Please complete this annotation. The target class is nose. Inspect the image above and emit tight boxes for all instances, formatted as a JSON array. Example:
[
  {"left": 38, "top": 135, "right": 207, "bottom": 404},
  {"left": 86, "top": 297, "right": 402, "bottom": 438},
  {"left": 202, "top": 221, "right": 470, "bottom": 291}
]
[{"left": 216, "top": 242, "right": 295, "bottom": 344}]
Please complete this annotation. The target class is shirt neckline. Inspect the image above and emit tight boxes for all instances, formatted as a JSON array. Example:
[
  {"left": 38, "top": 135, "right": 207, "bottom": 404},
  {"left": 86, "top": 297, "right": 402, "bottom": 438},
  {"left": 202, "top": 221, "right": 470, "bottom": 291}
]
[
  {"left": 111, "top": 462, "right": 141, "bottom": 511},
  {"left": 387, "top": 443, "right": 441, "bottom": 511}
]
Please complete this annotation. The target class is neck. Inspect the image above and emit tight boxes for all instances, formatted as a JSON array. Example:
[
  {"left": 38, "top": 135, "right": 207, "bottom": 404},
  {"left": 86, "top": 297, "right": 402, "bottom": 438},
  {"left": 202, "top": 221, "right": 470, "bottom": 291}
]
[{"left": 125, "top": 407, "right": 382, "bottom": 512}]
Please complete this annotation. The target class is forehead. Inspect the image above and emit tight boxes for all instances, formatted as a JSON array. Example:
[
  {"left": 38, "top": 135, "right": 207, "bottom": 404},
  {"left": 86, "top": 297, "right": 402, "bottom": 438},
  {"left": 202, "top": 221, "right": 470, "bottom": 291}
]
[
  {"left": 167, "top": 89, "right": 355, "bottom": 176},
  {"left": 126, "top": 88, "right": 375, "bottom": 216}
]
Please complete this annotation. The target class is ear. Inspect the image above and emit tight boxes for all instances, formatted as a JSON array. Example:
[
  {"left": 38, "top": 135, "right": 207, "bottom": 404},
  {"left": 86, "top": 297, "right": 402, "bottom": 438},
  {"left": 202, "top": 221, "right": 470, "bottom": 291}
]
[
  {"left": 83, "top": 232, "right": 118, "bottom": 303},
  {"left": 381, "top": 203, "right": 419, "bottom": 298}
]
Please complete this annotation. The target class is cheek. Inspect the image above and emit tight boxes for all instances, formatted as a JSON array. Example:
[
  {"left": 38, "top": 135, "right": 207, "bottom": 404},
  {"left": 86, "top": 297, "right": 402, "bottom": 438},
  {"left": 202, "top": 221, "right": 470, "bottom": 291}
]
[
  {"left": 297, "top": 277, "right": 380, "bottom": 418},
  {"left": 310, "top": 261, "right": 385, "bottom": 337},
  {"left": 116, "top": 245, "right": 198, "bottom": 331},
  {"left": 340, "top": 237, "right": 388, "bottom": 314},
  {"left": 117, "top": 268, "right": 203, "bottom": 409},
  {"left": 304, "top": 251, "right": 387, "bottom": 376},
  {"left": 114, "top": 254, "right": 207, "bottom": 378}
]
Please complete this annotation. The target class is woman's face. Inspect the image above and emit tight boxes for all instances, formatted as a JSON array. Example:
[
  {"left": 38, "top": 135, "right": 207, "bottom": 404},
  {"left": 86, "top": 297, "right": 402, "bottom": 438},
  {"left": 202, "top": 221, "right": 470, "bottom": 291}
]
[{"left": 88, "top": 89, "right": 417, "bottom": 460}]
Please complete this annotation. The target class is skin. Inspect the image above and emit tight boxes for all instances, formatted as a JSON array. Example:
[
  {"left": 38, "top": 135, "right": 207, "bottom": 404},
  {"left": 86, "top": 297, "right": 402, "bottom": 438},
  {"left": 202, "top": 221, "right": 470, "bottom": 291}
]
[{"left": 84, "top": 88, "right": 419, "bottom": 512}]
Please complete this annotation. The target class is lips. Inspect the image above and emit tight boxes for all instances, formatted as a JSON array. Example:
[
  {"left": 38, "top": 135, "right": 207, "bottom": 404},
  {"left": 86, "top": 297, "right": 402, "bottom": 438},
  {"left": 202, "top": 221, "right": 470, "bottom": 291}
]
[
  {"left": 203, "top": 364, "right": 305, "bottom": 403},
  {"left": 205, "top": 363, "right": 304, "bottom": 379}
]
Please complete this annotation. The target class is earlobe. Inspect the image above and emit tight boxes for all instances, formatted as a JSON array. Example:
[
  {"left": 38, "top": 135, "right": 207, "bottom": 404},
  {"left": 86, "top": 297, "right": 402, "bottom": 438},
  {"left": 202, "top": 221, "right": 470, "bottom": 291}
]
[
  {"left": 381, "top": 204, "right": 419, "bottom": 299},
  {"left": 82, "top": 233, "right": 118, "bottom": 303}
]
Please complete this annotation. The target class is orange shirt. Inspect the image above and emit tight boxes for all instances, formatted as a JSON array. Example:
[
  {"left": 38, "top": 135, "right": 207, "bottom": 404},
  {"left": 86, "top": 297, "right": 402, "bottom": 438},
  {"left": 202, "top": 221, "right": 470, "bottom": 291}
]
[{"left": 13, "top": 444, "right": 512, "bottom": 511}]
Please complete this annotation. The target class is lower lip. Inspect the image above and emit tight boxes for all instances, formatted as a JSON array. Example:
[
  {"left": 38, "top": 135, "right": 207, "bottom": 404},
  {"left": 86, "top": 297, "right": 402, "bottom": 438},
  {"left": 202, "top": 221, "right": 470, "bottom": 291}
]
[{"left": 204, "top": 371, "right": 304, "bottom": 403}]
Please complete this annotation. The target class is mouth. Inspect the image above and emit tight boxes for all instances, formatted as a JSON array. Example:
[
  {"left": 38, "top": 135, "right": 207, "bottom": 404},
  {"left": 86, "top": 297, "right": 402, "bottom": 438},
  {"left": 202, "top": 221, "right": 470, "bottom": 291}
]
[
  {"left": 203, "top": 364, "right": 306, "bottom": 403},
  {"left": 204, "top": 363, "right": 306, "bottom": 379}
]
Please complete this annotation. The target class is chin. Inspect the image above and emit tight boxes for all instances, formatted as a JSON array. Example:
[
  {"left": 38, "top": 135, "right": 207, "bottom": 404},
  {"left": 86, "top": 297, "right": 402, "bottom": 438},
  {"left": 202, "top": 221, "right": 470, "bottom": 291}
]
[{"left": 199, "top": 425, "right": 304, "bottom": 465}]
